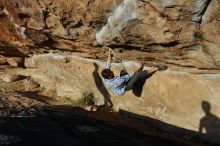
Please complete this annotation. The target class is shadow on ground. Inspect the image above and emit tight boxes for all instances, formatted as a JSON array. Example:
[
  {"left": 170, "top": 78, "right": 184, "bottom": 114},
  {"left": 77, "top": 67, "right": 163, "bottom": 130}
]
[
  {"left": 199, "top": 100, "right": 220, "bottom": 143},
  {"left": 92, "top": 63, "right": 113, "bottom": 107},
  {"left": 0, "top": 104, "right": 217, "bottom": 146}
]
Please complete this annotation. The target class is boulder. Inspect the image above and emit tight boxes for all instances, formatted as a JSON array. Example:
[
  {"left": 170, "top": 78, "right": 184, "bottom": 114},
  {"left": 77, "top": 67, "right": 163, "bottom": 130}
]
[
  {"left": 0, "top": 0, "right": 220, "bottom": 144},
  {"left": 19, "top": 54, "right": 220, "bottom": 144}
]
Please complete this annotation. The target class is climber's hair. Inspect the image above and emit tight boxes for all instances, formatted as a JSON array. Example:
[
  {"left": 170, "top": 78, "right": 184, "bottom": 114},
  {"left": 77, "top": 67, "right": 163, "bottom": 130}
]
[{"left": 101, "top": 69, "right": 113, "bottom": 79}]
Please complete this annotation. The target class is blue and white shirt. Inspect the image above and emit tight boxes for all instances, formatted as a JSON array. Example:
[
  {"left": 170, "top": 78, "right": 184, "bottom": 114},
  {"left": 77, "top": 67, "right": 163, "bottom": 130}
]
[{"left": 102, "top": 63, "right": 134, "bottom": 96}]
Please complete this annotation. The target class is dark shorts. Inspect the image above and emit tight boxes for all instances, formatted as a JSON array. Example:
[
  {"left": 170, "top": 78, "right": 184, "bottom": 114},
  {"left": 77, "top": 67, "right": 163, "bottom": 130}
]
[
  {"left": 120, "top": 70, "right": 128, "bottom": 77},
  {"left": 125, "top": 70, "right": 148, "bottom": 91}
]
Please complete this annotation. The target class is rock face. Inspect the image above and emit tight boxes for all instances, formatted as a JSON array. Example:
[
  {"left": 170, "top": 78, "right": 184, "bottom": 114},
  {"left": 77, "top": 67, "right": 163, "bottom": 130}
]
[
  {"left": 0, "top": 0, "right": 220, "bottom": 144},
  {"left": 6, "top": 57, "right": 24, "bottom": 67},
  {"left": 16, "top": 54, "right": 220, "bottom": 144},
  {"left": 0, "top": 0, "right": 219, "bottom": 71},
  {"left": 0, "top": 55, "right": 7, "bottom": 65},
  {"left": 0, "top": 74, "right": 26, "bottom": 83}
]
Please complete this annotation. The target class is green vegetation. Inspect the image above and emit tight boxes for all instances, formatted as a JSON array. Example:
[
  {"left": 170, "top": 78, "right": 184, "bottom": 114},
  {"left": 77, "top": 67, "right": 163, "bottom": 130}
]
[{"left": 80, "top": 90, "right": 96, "bottom": 106}]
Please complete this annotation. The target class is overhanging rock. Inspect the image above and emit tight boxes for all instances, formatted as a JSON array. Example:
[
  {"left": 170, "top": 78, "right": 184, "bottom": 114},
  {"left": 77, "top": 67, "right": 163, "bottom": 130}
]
[{"left": 19, "top": 53, "right": 220, "bottom": 143}]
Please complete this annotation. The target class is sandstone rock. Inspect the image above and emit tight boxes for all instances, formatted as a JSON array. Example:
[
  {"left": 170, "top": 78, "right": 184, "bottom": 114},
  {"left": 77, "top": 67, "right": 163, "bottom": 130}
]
[
  {"left": 0, "top": 55, "right": 7, "bottom": 65},
  {"left": 56, "top": 84, "right": 79, "bottom": 100},
  {"left": 0, "top": 0, "right": 220, "bottom": 143},
  {"left": 24, "top": 77, "right": 40, "bottom": 91},
  {"left": 0, "top": 74, "right": 26, "bottom": 82},
  {"left": 24, "top": 57, "right": 34, "bottom": 68},
  {"left": 6, "top": 57, "right": 24, "bottom": 67},
  {"left": 0, "top": 0, "right": 219, "bottom": 71},
  {"left": 18, "top": 54, "right": 220, "bottom": 144}
]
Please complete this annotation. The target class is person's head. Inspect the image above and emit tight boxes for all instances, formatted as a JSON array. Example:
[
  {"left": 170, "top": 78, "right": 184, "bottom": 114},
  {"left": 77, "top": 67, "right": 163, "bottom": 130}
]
[
  {"left": 101, "top": 69, "right": 114, "bottom": 79},
  {"left": 202, "top": 100, "right": 211, "bottom": 115}
]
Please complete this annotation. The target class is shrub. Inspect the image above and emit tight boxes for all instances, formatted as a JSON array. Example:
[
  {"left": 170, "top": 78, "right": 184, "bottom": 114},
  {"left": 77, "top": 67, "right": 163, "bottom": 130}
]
[{"left": 80, "top": 90, "right": 96, "bottom": 106}]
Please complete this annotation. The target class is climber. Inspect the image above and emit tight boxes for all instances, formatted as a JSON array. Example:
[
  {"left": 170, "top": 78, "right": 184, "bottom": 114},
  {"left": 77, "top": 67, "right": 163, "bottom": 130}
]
[{"left": 101, "top": 48, "right": 167, "bottom": 96}]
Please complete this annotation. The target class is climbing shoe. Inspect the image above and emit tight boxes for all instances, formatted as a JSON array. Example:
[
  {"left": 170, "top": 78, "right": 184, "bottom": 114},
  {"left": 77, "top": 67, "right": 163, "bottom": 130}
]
[{"left": 158, "top": 65, "right": 167, "bottom": 71}]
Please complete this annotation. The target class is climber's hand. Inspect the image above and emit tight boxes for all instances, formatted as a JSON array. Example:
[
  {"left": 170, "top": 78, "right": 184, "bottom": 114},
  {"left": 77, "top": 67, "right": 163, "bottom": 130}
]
[{"left": 116, "top": 57, "right": 122, "bottom": 63}]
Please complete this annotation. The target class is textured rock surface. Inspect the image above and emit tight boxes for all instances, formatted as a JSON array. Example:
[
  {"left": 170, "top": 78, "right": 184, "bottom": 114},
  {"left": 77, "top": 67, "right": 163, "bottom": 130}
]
[
  {"left": 0, "top": 0, "right": 220, "bottom": 144},
  {"left": 0, "top": 0, "right": 219, "bottom": 72},
  {"left": 6, "top": 57, "right": 24, "bottom": 67},
  {"left": 0, "top": 74, "right": 26, "bottom": 83},
  {"left": 13, "top": 54, "right": 220, "bottom": 144},
  {"left": 0, "top": 55, "right": 7, "bottom": 65}
]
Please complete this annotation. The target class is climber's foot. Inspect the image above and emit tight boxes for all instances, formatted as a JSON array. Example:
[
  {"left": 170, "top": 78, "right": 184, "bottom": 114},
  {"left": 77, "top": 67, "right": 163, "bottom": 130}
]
[{"left": 135, "top": 63, "right": 144, "bottom": 73}]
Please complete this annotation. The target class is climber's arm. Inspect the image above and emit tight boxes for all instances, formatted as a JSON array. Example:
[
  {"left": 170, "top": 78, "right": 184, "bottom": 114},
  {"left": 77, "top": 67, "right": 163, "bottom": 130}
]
[
  {"left": 107, "top": 48, "right": 111, "bottom": 64},
  {"left": 114, "top": 55, "right": 126, "bottom": 71},
  {"left": 120, "top": 61, "right": 127, "bottom": 73},
  {"left": 105, "top": 48, "right": 112, "bottom": 69}
]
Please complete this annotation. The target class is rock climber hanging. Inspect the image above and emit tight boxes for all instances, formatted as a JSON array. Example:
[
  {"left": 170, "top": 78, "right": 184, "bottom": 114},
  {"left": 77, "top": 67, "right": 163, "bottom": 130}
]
[{"left": 101, "top": 48, "right": 167, "bottom": 96}]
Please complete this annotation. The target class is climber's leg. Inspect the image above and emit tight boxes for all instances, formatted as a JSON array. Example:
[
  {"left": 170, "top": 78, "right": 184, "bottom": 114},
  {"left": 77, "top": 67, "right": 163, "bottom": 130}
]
[
  {"left": 134, "top": 63, "right": 144, "bottom": 73},
  {"left": 125, "top": 70, "right": 148, "bottom": 91}
]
